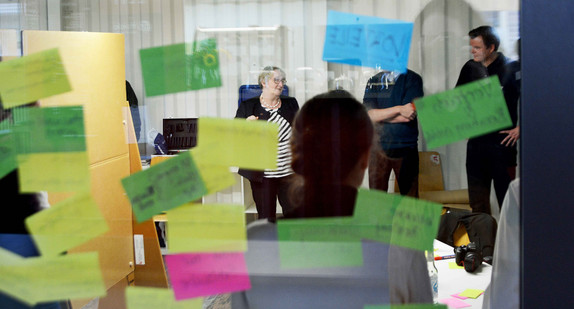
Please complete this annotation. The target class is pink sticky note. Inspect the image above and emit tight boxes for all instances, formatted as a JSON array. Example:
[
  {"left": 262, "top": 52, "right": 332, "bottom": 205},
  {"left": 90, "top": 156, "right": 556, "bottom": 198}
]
[
  {"left": 439, "top": 297, "right": 471, "bottom": 308},
  {"left": 165, "top": 252, "right": 251, "bottom": 300}
]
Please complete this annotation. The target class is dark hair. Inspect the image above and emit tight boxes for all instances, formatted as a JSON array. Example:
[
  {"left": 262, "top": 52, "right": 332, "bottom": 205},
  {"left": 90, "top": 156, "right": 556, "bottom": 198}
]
[
  {"left": 469, "top": 26, "right": 500, "bottom": 52},
  {"left": 291, "top": 90, "right": 373, "bottom": 184}
]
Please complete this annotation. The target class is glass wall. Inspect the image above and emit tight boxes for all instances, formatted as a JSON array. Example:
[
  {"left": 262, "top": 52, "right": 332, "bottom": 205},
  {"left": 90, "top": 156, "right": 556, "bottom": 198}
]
[{"left": 0, "top": 1, "right": 520, "bottom": 308}]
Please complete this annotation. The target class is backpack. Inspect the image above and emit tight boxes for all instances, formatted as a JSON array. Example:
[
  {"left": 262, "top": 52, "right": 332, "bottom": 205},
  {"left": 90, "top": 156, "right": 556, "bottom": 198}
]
[{"left": 436, "top": 211, "right": 497, "bottom": 258}]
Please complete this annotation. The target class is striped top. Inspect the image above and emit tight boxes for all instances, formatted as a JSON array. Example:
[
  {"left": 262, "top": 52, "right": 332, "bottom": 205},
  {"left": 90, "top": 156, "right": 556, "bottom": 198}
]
[{"left": 264, "top": 107, "right": 293, "bottom": 178}]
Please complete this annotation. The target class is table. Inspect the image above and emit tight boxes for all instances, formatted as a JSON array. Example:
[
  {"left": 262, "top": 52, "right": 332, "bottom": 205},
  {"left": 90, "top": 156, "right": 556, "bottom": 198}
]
[{"left": 434, "top": 240, "right": 492, "bottom": 308}]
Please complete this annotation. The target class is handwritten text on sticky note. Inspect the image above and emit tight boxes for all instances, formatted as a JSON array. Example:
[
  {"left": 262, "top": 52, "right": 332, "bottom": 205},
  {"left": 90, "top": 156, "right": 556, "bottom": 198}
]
[
  {"left": 26, "top": 192, "right": 108, "bottom": 257},
  {"left": 122, "top": 152, "right": 207, "bottom": 222},
  {"left": 322, "top": 10, "right": 413, "bottom": 73},
  {"left": 416, "top": 76, "right": 512, "bottom": 149},
  {"left": 197, "top": 117, "right": 278, "bottom": 170},
  {"left": 167, "top": 203, "right": 246, "bottom": 253},
  {"left": 17, "top": 151, "right": 90, "bottom": 193},
  {"left": 0, "top": 48, "right": 72, "bottom": 109},
  {"left": 0, "top": 252, "right": 105, "bottom": 306},
  {"left": 165, "top": 252, "right": 251, "bottom": 300}
]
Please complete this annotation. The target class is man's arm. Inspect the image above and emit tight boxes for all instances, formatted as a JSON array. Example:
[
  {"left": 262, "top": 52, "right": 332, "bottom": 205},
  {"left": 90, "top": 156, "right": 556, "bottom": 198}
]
[{"left": 367, "top": 104, "right": 415, "bottom": 123}]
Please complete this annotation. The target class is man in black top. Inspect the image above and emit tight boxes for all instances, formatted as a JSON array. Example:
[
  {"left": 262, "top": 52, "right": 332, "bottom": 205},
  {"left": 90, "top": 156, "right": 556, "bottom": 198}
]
[{"left": 456, "top": 26, "right": 521, "bottom": 214}]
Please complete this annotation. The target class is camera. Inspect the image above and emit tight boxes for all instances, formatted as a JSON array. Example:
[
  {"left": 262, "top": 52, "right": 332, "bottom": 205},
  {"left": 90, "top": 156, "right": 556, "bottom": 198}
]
[{"left": 454, "top": 242, "right": 483, "bottom": 273}]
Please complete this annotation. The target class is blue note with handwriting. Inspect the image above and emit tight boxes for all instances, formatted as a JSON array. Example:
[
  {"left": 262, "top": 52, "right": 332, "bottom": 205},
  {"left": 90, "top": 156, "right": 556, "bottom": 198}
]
[{"left": 322, "top": 10, "right": 413, "bottom": 73}]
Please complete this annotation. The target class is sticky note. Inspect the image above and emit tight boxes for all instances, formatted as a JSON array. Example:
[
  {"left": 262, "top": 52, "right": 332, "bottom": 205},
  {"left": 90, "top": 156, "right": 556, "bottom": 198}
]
[
  {"left": 415, "top": 76, "right": 512, "bottom": 149},
  {"left": 190, "top": 147, "right": 236, "bottom": 194},
  {"left": 353, "top": 188, "right": 443, "bottom": 252},
  {"left": 165, "top": 252, "right": 251, "bottom": 300},
  {"left": 277, "top": 217, "right": 364, "bottom": 268},
  {"left": 140, "top": 38, "right": 221, "bottom": 97},
  {"left": 121, "top": 152, "right": 208, "bottom": 222},
  {"left": 452, "top": 293, "right": 468, "bottom": 300},
  {"left": 0, "top": 252, "right": 105, "bottom": 306},
  {"left": 364, "top": 304, "right": 447, "bottom": 309},
  {"left": 12, "top": 106, "right": 86, "bottom": 154},
  {"left": 17, "top": 151, "right": 90, "bottom": 193},
  {"left": 323, "top": 10, "right": 413, "bottom": 73},
  {"left": 439, "top": 297, "right": 471, "bottom": 308},
  {"left": 458, "top": 288, "right": 484, "bottom": 299},
  {"left": 0, "top": 48, "right": 72, "bottom": 109},
  {"left": 166, "top": 203, "right": 246, "bottom": 253},
  {"left": 0, "top": 127, "right": 17, "bottom": 179},
  {"left": 196, "top": 118, "right": 279, "bottom": 170},
  {"left": 0, "top": 247, "right": 24, "bottom": 264},
  {"left": 25, "top": 192, "right": 109, "bottom": 257},
  {"left": 125, "top": 286, "right": 203, "bottom": 309},
  {"left": 449, "top": 262, "right": 464, "bottom": 269}
]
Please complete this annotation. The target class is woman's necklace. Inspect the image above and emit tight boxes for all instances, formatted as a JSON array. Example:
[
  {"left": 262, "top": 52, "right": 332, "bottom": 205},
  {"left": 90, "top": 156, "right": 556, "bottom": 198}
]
[{"left": 260, "top": 95, "right": 281, "bottom": 109}]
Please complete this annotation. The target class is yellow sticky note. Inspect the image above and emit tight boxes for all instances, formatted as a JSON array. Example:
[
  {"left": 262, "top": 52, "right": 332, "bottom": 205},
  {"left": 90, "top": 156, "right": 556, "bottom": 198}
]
[
  {"left": 0, "top": 48, "right": 72, "bottom": 109},
  {"left": 167, "top": 203, "right": 246, "bottom": 253},
  {"left": 449, "top": 262, "right": 464, "bottom": 269},
  {"left": 25, "top": 192, "right": 109, "bottom": 257},
  {"left": 459, "top": 288, "right": 484, "bottom": 299},
  {"left": 0, "top": 247, "right": 24, "bottom": 264},
  {"left": 0, "top": 252, "right": 105, "bottom": 306},
  {"left": 197, "top": 118, "right": 279, "bottom": 170},
  {"left": 125, "top": 286, "right": 203, "bottom": 309},
  {"left": 17, "top": 152, "right": 90, "bottom": 192},
  {"left": 190, "top": 146, "right": 236, "bottom": 194}
]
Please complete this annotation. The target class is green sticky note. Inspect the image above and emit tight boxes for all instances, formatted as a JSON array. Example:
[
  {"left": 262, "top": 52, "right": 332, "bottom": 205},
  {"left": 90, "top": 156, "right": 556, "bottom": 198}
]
[
  {"left": 449, "top": 262, "right": 464, "bottom": 269},
  {"left": 17, "top": 151, "right": 90, "bottom": 193},
  {"left": 188, "top": 38, "right": 222, "bottom": 90},
  {"left": 25, "top": 192, "right": 109, "bottom": 257},
  {"left": 0, "top": 48, "right": 72, "bottom": 109},
  {"left": 459, "top": 288, "right": 484, "bottom": 299},
  {"left": 125, "top": 286, "right": 203, "bottom": 309},
  {"left": 416, "top": 76, "right": 512, "bottom": 149},
  {"left": 0, "top": 127, "right": 17, "bottom": 179},
  {"left": 197, "top": 118, "right": 279, "bottom": 170},
  {"left": 122, "top": 152, "right": 208, "bottom": 223},
  {"left": 277, "top": 217, "right": 364, "bottom": 269},
  {"left": 140, "top": 39, "right": 221, "bottom": 97},
  {"left": 190, "top": 147, "right": 236, "bottom": 194},
  {"left": 166, "top": 203, "right": 246, "bottom": 253},
  {"left": 0, "top": 252, "right": 105, "bottom": 306},
  {"left": 365, "top": 304, "right": 446, "bottom": 309},
  {"left": 353, "top": 189, "right": 443, "bottom": 252},
  {"left": 12, "top": 106, "right": 86, "bottom": 154}
]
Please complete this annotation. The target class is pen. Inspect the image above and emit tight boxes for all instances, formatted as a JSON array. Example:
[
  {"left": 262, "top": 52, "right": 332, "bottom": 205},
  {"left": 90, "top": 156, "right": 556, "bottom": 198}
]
[{"left": 434, "top": 254, "right": 456, "bottom": 261}]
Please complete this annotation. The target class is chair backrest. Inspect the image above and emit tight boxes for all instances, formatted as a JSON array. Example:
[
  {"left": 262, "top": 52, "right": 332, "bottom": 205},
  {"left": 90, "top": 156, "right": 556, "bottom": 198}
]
[
  {"left": 418, "top": 151, "right": 446, "bottom": 192},
  {"left": 238, "top": 84, "right": 289, "bottom": 107}
]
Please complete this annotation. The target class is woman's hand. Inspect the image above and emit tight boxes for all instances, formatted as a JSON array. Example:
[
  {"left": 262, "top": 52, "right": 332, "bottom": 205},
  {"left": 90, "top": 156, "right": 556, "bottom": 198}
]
[
  {"left": 246, "top": 115, "right": 259, "bottom": 121},
  {"left": 500, "top": 126, "right": 520, "bottom": 147}
]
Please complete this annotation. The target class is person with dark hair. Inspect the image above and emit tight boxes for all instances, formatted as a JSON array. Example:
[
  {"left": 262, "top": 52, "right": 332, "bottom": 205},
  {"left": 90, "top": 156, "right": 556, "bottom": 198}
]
[
  {"left": 235, "top": 66, "right": 299, "bottom": 221},
  {"left": 126, "top": 80, "right": 141, "bottom": 141},
  {"left": 363, "top": 70, "right": 424, "bottom": 197},
  {"left": 456, "top": 25, "right": 521, "bottom": 214},
  {"left": 231, "top": 90, "right": 432, "bottom": 308}
]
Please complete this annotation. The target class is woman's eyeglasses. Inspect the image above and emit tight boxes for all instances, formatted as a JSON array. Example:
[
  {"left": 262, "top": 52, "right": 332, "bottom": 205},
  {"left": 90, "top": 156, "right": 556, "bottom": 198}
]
[{"left": 272, "top": 77, "right": 287, "bottom": 85}]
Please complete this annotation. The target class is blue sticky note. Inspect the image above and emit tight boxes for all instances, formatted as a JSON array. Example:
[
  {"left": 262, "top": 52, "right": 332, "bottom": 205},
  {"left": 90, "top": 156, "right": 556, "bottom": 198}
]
[{"left": 322, "top": 10, "right": 413, "bottom": 73}]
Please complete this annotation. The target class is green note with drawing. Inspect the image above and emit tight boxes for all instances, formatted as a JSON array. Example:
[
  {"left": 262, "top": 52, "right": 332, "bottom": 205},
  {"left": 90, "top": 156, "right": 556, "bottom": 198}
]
[{"left": 415, "top": 76, "right": 512, "bottom": 149}]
